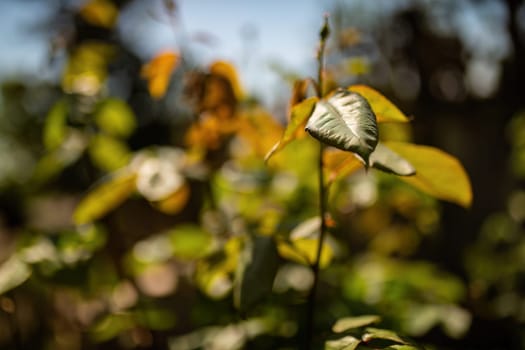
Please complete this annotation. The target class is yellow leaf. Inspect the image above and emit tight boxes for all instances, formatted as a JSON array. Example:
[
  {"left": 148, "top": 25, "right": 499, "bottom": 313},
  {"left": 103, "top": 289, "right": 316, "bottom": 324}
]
[
  {"left": 265, "top": 97, "right": 318, "bottom": 162},
  {"left": 141, "top": 51, "right": 180, "bottom": 99},
  {"left": 276, "top": 217, "right": 334, "bottom": 268},
  {"left": 79, "top": 0, "right": 118, "bottom": 28},
  {"left": 185, "top": 113, "right": 240, "bottom": 150},
  {"left": 385, "top": 142, "right": 473, "bottom": 208},
  {"left": 73, "top": 171, "right": 136, "bottom": 224},
  {"left": 289, "top": 79, "right": 310, "bottom": 109},
  {"left": 277, "top": 239, "right": 333, "bottom": 268},
  {"left": 152, "top": 182, "right": 190, "bottom": 215},
  {"left": 210, "top": 60, "right": 243, "bottom": 100},
  {"left": 236, "top": 109, "right": 283, "bottom": 157},
  {"left": 348, "top": 85, "right": 410, "bottom": 123},
  {"left": 324, "top": 148, "right": 363, "bottom": 184}
]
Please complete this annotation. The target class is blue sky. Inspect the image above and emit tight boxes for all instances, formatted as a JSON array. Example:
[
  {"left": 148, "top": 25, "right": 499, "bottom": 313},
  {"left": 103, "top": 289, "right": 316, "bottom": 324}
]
[{"left": 0, "top": 0, "right": 325, "bottom": 105}]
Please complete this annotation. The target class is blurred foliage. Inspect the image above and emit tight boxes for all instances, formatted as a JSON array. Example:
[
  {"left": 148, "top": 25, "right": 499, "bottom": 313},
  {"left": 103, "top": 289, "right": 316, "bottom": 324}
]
[{"left": 0, "top": 0, "right": 524, "bottom": 350}]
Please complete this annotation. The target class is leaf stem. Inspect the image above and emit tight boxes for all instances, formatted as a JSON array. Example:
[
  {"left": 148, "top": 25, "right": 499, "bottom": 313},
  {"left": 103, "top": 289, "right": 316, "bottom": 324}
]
[{"left": 304, "top": 14, "right": 330, "bottom": 350}]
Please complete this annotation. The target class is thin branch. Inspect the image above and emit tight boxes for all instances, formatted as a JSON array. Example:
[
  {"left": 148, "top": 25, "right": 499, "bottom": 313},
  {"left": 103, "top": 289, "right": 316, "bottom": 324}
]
[{"left": 304, "top": 14, "right": 330, "bottom": 350}]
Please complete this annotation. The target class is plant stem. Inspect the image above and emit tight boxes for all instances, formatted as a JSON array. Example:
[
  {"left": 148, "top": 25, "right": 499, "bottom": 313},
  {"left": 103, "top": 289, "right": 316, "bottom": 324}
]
[{"left": 304, "top": 15, "right": 330, "bottom": 350}]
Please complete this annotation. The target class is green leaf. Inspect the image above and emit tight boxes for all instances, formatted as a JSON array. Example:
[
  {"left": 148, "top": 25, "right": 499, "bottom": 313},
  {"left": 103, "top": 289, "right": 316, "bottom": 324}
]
[
  {"left": 90, "top": 313, "right": 134, "bottom": 342},
  {"left": 43, "top": 99, "right": 68, "bottom": 150},
  {"left": 348, "top": 85, "right": 409, "bottom": 123},
  {"left": 332, "top": 315, "right": 381, "bottom": 333},
  {"left": 88, "top": 134, "right": 131, "bottom": 171},
  {"left": 94, "top": 98, "right": 136, "bottom": 138},
  {"left": 362, "top": 328, "right": 409, "bottom": 346},
  {"left": 0, "top": 255, "right": 31, "bottom": 294},
  {"left": 265, "top": 97, "right": 318, "bottom": 162},
  {"left": 384, "top": 142, "right": 472, "bottom": 208},
  {"left": 167, "top": 225, "right": 212, "bottom": 259},
  {"left": 32, "top": 131, "right": 87, "bottom": 185},
  {"left": 234, "top": 236, "right": 279, "bottom": 313},
  {"left": 305, "top": 89, "right": 378, "bottom": 165},
  {"left": 370, "top": 143, "right": 415, "bottom": 176},
  {"left": 325, "top": 336, "right": 361, "bottom": 350},
  {"left": 73, "top": 170, "right": 136, "bottom": 224},
  {"left": 384, "top": 346, "right": 424, "bottom": 350}
]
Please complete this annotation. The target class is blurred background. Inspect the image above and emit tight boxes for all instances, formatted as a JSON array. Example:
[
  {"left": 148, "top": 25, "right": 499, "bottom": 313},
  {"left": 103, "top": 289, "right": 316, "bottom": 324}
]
[{"left": 0, "top": 0, "right": 524, "bottom": 349}]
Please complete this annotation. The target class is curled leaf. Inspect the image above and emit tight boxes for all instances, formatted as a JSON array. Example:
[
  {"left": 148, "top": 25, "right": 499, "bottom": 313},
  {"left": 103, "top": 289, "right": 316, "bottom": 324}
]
[
  {"left": 306, "top": 89, "right": 378, "bottom": 165},
  {"left": 369, "top": 143, "right": 415, "bottom": 176},
  {"left": 348, "top": 85, "right": 410, "bottom": 123}
]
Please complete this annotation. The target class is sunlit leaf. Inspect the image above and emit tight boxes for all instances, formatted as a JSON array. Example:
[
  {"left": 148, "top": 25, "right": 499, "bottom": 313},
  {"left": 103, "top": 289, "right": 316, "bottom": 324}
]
[
  {"left": 141, "top": 51, "right": 180, "bottom": 99},
  {"left": 88, "top": 134, "right": 131, "bottom": 171},
  {"left": 324, "top": 148, "right": 363, "bottom": 183},
  {"left": 385, "top": 142, "right": 472, "bottom": 208},
  {"left": 306, "top": 89, "right": 378, "bottom": 165},
  {"left": 236, "top": 108, "right": 283, "bottom": 157},
  {"left": 369, "top": 143, "right": 415, "bottom": 176},
  {"left": 265, "top": 97, "right": 318, "bottom": 162},
  {"left": 383, "top": 345, "right": 423, "bottom": 350},
  {"left": 277, "top": 217, "right": 334, "bottom": 268},
  {"left": 210, "top": 60, "right": 243, "bottom": 100},
  {"left": 325, "top": 336, "right": 361, "bottom": 350},
  {"left": 153, "top": 183, "right": 190, "bottom": 214},
  {"left": 0, "top": 255, "right": 31, "bottom": 294},
  {"left": 348, "top": 85, "right": 410, "bottom": 123},
  {"left": 332, "top": 315, "right": 381, "bottom": 333},
  {"left": 362, "top": 328, "right": 409, "bottom": 346},
  {"left": 73, "top": 170, "right": 136, "bottom": 224},
  {"left": 168, "top": 225, "right": 213, "bottom": 259},
  {"left": 185, "top": 113, "right": 240, "bottom": 150},
  {"left": 234, "top": 236, "right": 279, "bottom": 313},
  {"left": 94, "top": 98, "right": 136, "bottom": 138},
  {"left": 79, "top": 0, "right": 118, "bottom": 28},
  {"left": 43, "top": 99, "right": 68, "bottom": 150}
]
